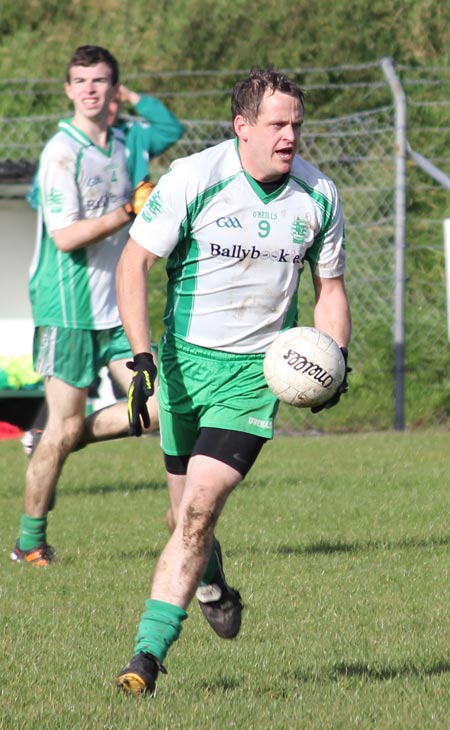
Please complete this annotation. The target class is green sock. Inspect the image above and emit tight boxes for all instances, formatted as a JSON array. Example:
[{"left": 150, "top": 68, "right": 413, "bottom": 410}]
[
  {"left": 18, "top": 514, "right": 47, "bottom": 551},
  {"left": 200, "top": 536, "right": 220, "bottom": 586},
  {"left": 134, "top": 599, "right": 188, "bottom": 662}
]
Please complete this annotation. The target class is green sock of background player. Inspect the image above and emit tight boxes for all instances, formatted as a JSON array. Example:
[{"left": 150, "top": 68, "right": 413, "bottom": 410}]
[{"left": 18, "top": 514, "right": 47, "bottom": 551}]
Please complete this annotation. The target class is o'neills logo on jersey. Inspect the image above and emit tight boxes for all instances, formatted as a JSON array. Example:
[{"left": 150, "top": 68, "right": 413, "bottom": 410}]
[
  {"left": 209, "top": 243, "right": 304, "bottom": 264},
  {"left": 283, "top": 347, "right": 335, "bottom": 388}
]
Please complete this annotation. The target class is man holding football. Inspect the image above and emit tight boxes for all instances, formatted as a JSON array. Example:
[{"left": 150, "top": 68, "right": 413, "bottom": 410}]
[
  {"left": 10, "top": 46, "right": 157, "bottom": 567},
  {"left": 115, "top": 66, "right": 352, "bottom": 695}
]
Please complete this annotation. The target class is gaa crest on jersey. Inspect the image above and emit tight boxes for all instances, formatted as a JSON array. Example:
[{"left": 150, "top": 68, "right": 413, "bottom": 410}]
[
  {"left": 48, "top": 187, "right": 64, "bottom": 214},
  {"left": 142, "top": 189, "right": 162, "bottom": 223},
  {"left": 291, "top": 217, "right": 309, "bottom": 246}
]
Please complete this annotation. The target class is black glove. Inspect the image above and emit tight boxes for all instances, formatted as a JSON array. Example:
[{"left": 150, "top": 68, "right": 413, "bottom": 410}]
[
  {"left": 126, "top": 352, "right": 157, "bottom": 436},
  {"left": 311, "top": 347, "right": 351, "bottom": 414}
]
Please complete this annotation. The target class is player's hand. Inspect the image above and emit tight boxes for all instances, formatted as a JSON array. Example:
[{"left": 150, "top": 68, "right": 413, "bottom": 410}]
[
  {"left": 126, "top": 352, "right": 157, "bottom": 436},
  {"left": 117, "top": 84, "right": 140, "bottom": 106},
  {"left": 311, "top": 347, "right": 351, "bottom": 413},
  {"left": 123, "top": 176, "right": 155, "bottom": 219}
]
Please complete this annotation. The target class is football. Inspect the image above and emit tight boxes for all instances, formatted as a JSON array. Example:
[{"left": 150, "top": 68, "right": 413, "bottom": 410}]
[{"left": 263, "top": 326, "right": 345, "bottom": 408}]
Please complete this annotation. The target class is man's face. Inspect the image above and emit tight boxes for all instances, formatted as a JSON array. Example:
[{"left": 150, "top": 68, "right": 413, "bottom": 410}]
[
  {"left": 235, "top": 90, "right": 304, "bottom": 181},
  {"left": 65, "top": 62, "right": 117, "bottom": 122}
]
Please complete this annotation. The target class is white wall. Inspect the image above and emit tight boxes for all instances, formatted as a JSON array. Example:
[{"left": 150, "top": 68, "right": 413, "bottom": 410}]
[{"left": 0, "top": 197, "right": 36, "bottom": 356}]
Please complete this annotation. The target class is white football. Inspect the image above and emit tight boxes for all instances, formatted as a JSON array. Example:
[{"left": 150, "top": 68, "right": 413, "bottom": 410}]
[{"left": 263, "top": 326, "right": 345, "bottom": 408}]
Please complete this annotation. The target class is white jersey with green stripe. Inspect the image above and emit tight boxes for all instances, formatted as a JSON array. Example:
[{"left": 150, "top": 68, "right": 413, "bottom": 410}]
[
  {"left": 131, "top": 138, "right": 346, "bottom": 354},
  {"left": 29, "top": 120, "right": 132, "bottom": 330}
]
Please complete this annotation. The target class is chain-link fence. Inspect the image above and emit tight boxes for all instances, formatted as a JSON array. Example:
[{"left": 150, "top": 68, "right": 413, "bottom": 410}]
[{"left": 1, "top": 61, "right": 449, "bottom": 431}]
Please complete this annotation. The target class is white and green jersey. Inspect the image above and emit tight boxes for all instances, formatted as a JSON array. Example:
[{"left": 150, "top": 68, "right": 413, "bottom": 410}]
[
  {"left": 131, "top": 138, "right": 346, "bottom": 354},
  {"left": 29, "top": 120, "right": 132, "bottom": 330}
]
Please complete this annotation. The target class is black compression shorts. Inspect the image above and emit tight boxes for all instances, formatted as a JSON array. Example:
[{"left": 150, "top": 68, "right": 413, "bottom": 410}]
[{"left": 164, "top": 427, "right": 266, "bottom": 478}]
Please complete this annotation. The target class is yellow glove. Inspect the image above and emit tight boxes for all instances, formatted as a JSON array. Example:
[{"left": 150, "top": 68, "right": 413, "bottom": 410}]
[{"left": 124, "top": 177, "right": 155, "bottom": 219}]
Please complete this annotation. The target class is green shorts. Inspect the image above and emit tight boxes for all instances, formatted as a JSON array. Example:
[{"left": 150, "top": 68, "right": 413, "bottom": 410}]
[
  {"left": 33, "top": 325, "right": 132, "bottom": 389},
  {"left": 157, "top": 335, "right": 279, "bottom": 456}
]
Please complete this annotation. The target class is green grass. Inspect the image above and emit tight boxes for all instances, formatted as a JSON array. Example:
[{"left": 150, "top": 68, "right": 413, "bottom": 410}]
[{"left": 1, "top": 432, "right": 449, "bottom": 729}]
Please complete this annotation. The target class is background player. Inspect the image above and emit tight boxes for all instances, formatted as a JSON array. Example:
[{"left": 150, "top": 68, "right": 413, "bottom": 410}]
[
  {"left": 114, "top": 66, "right": 351, "bottom": 695},
  {"left": 10, "top": 46, "right": 157, "bottom": 566},
  {"left": 23, "top": 78, "right": 184, "bottom": 453}
]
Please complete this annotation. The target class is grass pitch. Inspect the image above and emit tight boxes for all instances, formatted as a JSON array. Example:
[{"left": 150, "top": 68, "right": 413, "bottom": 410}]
[{"left": 1, "top": 431, "right": 449, "bottom": 729}]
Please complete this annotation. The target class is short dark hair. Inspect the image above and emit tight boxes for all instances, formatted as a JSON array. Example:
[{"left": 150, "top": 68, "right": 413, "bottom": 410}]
[
  {"left": 231, "top": 67, "right": 305, "bottom": 124},
  {"left": 66, "top": 45, "right": 119, "bottom": 85}
]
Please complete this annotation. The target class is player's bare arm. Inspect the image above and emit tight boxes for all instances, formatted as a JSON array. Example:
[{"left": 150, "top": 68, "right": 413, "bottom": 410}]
[
  {"left": 52, "top": 205, "right": 132, "bottom": 252},
  {"left": 116, "top": 238, "right": 160, "bottom": 354},
  {"left": 312, "top": 274, "right": 352, "bottom": 349}
]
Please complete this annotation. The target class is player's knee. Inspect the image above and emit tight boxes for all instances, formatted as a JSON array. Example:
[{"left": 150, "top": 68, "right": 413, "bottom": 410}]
[
  {"left": 182, "top": 502, "right": 218, "bottom": 551},
  {"left": 46, "top": 415, "right": 84, "bottom": 454}
]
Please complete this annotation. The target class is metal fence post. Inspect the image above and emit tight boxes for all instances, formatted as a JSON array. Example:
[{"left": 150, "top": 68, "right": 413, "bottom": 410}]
[{"left": 381, "top": 57, "right": 407, "bottom": 431}]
